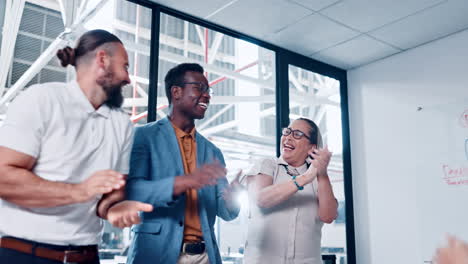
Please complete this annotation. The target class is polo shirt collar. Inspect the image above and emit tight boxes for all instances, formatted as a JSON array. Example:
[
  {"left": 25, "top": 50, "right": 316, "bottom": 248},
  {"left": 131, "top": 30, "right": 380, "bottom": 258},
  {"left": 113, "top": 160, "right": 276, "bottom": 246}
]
[
  {"left": 171, "top": 121, "right": 196, "bottom": 139},
  {"left": 69, "top": 80, "right": 111, "bottom": 118}
]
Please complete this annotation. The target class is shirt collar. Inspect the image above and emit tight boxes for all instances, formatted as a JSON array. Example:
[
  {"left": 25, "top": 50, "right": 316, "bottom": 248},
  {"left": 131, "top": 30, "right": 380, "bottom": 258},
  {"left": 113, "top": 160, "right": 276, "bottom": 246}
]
[
  {"left": 69, "top": 80, "right": 110, "bottom": 118},
  {"left": 95, "top": 104, "right": 111, "bottom": 118},
  {"left": 278, "top": 155, "right": 309, "bottom": 171},
  {"left": 171, "top": 121, "right": 196, "bottom": 139},
  {"left": 277, "top": 156, "right": 289, "bottom": 166}
]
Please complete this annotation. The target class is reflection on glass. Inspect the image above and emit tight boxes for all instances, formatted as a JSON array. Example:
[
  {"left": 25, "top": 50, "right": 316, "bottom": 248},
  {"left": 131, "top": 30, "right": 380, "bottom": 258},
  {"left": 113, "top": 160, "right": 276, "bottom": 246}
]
[
  {"left": 288, "top": 64, "right": 346, "bottom": 263},
  {"left": 157, "top": 13, "right": 276, "bottom": 263}
]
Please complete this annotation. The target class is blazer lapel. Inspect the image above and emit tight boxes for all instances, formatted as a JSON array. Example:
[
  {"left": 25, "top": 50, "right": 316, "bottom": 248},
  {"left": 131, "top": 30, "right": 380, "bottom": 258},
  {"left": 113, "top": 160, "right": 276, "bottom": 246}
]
[
  {"left": 159, "top": 117, "right": 184, "bottom": 175},
  {"left": 196, "top": 132, "right": 207, "bottom": 208},
  {"left": 195, "top": 132, "right": 206, "bottom": 168}
]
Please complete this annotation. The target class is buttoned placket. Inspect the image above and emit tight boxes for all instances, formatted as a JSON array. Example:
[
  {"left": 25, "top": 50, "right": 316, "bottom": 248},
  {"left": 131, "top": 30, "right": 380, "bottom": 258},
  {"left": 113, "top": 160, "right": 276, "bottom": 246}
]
[
  {"left": 90, "top": 112, "right": 97, "bottom": 132},
  {"left": 88, "top": 112, "right": 105, "bottom": 147},
  {"left": 182, "top": 135, "right": 194, "bottom": 170}
]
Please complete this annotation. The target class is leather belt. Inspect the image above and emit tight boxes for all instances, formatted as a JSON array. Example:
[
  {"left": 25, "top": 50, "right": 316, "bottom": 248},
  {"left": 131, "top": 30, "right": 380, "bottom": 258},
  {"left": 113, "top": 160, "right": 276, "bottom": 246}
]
[
  {"left": 181, "top": 241, "right": 205, "bottom": 255},
  {"left": 0, "top": 237, "right": 98, "bottom": 263}
]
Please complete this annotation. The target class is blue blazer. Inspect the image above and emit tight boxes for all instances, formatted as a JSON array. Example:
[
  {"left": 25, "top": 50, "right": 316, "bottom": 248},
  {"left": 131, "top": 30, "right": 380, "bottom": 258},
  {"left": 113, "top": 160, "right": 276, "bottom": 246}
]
[{"left": 125, "top": 117, "right": 239, "bottom": 264}]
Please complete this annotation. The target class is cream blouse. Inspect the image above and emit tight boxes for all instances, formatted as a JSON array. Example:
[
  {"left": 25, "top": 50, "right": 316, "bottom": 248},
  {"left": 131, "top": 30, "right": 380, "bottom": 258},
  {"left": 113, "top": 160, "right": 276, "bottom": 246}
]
[{"left": 243, "top": 156, "right": 323, "bottom": 264}]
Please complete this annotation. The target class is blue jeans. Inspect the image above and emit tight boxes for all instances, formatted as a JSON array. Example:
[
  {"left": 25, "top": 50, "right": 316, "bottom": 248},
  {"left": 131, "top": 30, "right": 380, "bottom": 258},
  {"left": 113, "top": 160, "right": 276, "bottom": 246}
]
[{"left": 0, "top": 237, "right": 100, "bottom": 264}]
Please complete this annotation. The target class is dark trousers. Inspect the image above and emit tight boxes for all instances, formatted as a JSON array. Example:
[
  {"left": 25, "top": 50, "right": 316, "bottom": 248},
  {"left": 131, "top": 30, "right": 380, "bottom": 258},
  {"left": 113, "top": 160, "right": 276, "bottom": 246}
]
[{"left": 0, "top": 237, "right": 100, "bottom": 264}]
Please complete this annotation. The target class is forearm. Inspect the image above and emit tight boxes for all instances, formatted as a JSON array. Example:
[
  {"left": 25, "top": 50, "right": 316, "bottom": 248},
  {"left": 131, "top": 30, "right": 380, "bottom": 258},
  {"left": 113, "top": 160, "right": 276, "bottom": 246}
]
[
  {"left": 126, "top": 177, "right": 179, "bottom": 207},
  {"left": 126, "top": 176, "right": 199, "bottom": 206},
  {"left": 317, "top": 173, "right": 338, "bottom": 223},
  {"left": 97, "top": 189, "right": 125, "bottom": 219},
  {"left": 0, "top": 166, "right": 80, "bottom": 208},
  {"left": 173, "top": 176, "right": 196, "bottom": 197},
  {"left": 256, "top": 175, "right": 308, "bottom": 209}
]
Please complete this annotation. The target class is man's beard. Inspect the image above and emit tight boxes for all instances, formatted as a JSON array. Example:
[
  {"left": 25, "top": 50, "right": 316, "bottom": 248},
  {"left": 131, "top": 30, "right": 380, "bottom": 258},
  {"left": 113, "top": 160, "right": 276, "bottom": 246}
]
[
  {"left": 103, "top": 84, "right": 124, "bottom": 108},
  {"left": 97, "top": 69, "right": 125, "bottom": 109}
]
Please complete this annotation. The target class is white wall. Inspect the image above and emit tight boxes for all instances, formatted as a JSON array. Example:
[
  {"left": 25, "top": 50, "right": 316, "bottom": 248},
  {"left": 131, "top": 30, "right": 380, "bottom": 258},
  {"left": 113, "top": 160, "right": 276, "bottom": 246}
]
[{"left": 348, "top": 29, "right": 468, "bottom": 264}]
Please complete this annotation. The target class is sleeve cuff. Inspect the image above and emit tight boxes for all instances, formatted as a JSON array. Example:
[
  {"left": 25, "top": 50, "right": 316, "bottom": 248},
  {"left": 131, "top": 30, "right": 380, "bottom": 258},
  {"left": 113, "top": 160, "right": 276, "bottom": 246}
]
[{"left": 0, "top": 124, "right": 40, "bottom": 158}]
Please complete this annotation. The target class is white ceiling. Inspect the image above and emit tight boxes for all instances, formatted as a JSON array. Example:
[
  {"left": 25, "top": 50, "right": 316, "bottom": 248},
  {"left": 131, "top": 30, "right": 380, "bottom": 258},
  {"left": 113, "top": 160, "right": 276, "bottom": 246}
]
[{"left": 150, "top": 0, "right": 468, "bottom": 70}]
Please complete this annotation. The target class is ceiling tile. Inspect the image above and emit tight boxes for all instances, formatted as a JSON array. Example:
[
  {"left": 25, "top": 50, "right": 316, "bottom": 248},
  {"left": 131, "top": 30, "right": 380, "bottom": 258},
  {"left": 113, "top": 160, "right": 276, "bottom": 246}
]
[
  {"left": 311, "top": 35, "right": 400, "bottom": 69},
  {"left": 266, "top": 13, "right": 360, "bottom": 55},
  {"left": 208, "top": 0, "right": 313, "bottom": 39},
  {"left": 287, "top": 0, "right": 343, "bottom": 11},
  {"left": 150, "top": 0, "right": 235, "bottom": 18},
  {"left": 311, "top": 54, "right": 353, "bottom": 69},
  {"left": 369, "top": 0, "right": 468, "bottom": 50},
  {"left": 151, "top": 0, "right": 468, "bottom": 70},
  {"left": 320, "top": 0, "right": 445, "bottom": 32}
]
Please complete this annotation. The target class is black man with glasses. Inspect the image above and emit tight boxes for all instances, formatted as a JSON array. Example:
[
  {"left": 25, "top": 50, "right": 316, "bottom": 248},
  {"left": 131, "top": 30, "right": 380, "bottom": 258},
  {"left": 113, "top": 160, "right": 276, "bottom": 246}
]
[
  {"left": 106, "top": 63, "right": 240, "bottom": 264},
  {"left": 242, "top": 117, "right": 338, "bottom": 264}
]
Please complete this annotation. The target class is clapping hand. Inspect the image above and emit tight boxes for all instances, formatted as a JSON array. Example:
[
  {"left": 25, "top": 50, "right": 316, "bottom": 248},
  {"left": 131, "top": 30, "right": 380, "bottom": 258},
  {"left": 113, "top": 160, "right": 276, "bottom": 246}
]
[
  {"left": 107, "top": 200, "right": 154, "bottom": 228},
  {"left": 222, "top": 170, "right": 244, "bottom": 202},
  {"left": 74, "top": 170, "right": 125, "bottom": 203},
  {"left": 309, "top": 145, "right": 332, "bottom": 177},
  {"left": 187, "top": 161, "right": 226, "bottom": 189},
  {"left": 433, "top": 235, "right": 468, "bottom": 264}
]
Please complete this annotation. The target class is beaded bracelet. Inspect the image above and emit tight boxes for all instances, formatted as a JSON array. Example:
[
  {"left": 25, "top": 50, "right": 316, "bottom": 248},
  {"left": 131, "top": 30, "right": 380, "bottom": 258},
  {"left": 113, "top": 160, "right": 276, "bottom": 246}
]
[{"left": 291, "top": 175, "right": 304, "bottom": 191}]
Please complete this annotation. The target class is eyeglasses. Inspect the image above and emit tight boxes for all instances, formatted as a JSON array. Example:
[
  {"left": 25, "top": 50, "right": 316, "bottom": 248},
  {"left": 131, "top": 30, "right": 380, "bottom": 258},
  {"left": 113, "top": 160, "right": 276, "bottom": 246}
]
[
  {"left": 182, "top": 82, "right": 213, "bottom": 96},
  {"left": 282, "top": 127, "right": 310, "bottom": 140}
]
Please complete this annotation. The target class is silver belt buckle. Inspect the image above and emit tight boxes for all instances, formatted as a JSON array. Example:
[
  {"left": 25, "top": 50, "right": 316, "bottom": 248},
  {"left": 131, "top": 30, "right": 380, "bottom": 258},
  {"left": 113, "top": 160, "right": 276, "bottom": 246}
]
[{"left": 63, "top": 250, "right": 80, "bottom": 264}]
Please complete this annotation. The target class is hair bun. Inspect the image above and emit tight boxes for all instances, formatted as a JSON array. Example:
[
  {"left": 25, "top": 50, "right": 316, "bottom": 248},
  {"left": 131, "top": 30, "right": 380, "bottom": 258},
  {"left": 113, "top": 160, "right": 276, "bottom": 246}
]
[{"left": 56, "top": 46, "right": 76, "bottom": 67}]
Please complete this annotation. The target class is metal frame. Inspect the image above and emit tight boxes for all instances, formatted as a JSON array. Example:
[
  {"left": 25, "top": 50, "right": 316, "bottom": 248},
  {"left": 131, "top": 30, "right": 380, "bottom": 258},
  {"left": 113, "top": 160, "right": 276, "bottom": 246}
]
[
  {"left": 279, "top": 50, "right": 355, "bottom": 264},
  {"left": 147, "top": 5, "right": 160, "bottom": 122},
  {"left": 0, "top": 0, "right": 26, "bottom": 98},
  {"left": 0, "top": 0, "right": 110, "bottom": 109}
]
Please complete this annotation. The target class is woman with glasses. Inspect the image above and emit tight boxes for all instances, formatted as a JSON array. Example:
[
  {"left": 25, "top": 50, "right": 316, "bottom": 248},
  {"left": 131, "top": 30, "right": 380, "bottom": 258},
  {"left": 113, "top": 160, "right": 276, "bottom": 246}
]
[{"left": 243, "top": 117, "right": 338, "bottom": 264}]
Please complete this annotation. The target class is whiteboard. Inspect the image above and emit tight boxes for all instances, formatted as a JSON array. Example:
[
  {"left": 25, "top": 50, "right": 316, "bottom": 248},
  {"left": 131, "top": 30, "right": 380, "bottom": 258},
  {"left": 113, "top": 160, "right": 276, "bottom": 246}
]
[{"left": 415, "top": 98, "right": 468, "bottom": 262}]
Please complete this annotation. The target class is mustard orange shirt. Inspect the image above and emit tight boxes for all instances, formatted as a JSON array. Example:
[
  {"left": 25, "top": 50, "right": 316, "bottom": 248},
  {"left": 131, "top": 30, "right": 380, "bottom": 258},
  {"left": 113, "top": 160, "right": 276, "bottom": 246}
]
[{"left": 171, "top": 122, "right": 203, "bottom": 242}]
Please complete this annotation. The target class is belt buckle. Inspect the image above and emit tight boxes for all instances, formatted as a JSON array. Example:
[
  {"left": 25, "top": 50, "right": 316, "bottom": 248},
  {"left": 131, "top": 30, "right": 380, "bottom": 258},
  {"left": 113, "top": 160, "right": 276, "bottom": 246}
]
[
  {"left": 182, "top": 242, "right": 205, "bottom": 255},
  {"left": 63, "top": 250, "right": 80, "bottom": 264}
]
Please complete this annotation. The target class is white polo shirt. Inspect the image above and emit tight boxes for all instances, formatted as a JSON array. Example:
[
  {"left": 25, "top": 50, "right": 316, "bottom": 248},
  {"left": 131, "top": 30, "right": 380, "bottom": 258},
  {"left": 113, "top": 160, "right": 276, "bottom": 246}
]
[{"left": 0, "top": 81, "right": 134, "bottom": 245}]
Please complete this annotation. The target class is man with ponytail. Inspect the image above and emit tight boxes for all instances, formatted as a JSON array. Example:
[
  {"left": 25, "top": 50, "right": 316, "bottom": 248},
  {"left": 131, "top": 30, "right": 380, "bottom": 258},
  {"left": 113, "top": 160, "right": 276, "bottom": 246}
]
[{"left": 0, "top": 29, "right": 150, "bottom": 263}]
